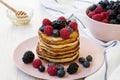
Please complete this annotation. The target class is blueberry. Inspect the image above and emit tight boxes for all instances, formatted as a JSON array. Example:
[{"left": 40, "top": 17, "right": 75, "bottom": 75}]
[
  {"left": 117, "top": 14, "right": 120, "bottom": 22},
  {"left": 78, "top": 57, "right": 85, "bottom": 64},
  {"left": 108, "top": 10, "right": 117, "bottom": 19},
  {"left": 83, "top": 61, "right": 90, "bottom": 68},
  {"left": 38, "top": 65, "right": 45, "bottom": 72},
  {"left": 22, "top": 51, "right": 35, "bottom": 64},
  {"left": 57, "top": 65, "right": 64, "bottom": 70},
  {"left": 57, "top": 70, "right": 65, "bottom": 77},
  {"left": 68, "top": 27, "right": 73, "bottom": 33},
  {"left": 89, "top": 4, "right": 97, "bottom": 11},
  {"left": 48, "top": 62, "right": 55, "bottom": 66},
  {"left": 86, "top": 55, "right": 92, "bottom": 62},
  {"left": 109, "top": 19, "right": 118, "bottom": 24},
  {"left": 39, "top": 26, "right": 44, "bottom": 32},
  {"left": 52, "top": 29, "right": 60, "bottom": 37}
]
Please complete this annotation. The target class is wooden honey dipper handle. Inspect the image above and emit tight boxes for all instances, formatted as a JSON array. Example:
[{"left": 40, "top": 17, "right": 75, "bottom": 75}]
[{"left": 0, "top": 0, "right": 17, "bottom": 13}]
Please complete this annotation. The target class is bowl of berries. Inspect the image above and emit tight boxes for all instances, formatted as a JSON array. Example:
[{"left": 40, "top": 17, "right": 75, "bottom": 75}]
[{"left": 80, "top": 0, "right": 120, "bottom": 42}]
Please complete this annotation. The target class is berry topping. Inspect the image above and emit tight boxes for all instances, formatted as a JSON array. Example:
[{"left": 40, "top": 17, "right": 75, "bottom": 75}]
[
  {"left": 86, "top": 55, "right": 93, "bottom": 62},
  {"left": 67, "top": 62, "right": 79, "bottom": 74},
  {"left": 39, "top": 26, "right": 44, "bottom": 32},
  {"left": 83, "top": 61, "right": 90, "bottom": 68},
  {"left": 32, "top": 59, "right": 42, "bottom": 68},
  {"left": 52, "top": 29, "right": 60, "bottom": 37},
  {"left": 47, "top": 65, "right": 57, "bottom": 76},
  {"left": 52, "top": 20, "right": 65, "bottom": 30},
  {"left": 57, "top": 65, "right": 64, "bottom": 70},
  {"left": 68, "top": 27, "right": 73, "bottom": 33},
  {"left": 92, "top": 14, "right": 103, "bottom": 21},
  {"left": 94, "top": 6, "right": 103, "bottom": 13},
  {"left": 38, "top": 65, "right": 45, "bottom": 72},
  {"left": 88, "top": 12, "right": 96, "bottom": 18},
  {"left": 69, "top": 21, "right": 78, "bottom": 30},
  {"left": 78, "top": 57, "right": 86, "bottom": 64},
  {"left": 44, "top": 25, "right": 53, "bottom": 36},
  {"left": 58, "top": 16, "right": 66, "bottom": 22},
  {"left": 60, "top": 28, "right": 70, "bottom": 39},
  {"left": 42, "top": 18, "right": 52, "bottom": 26},
  {"left": 22, "top": 51, "right": 35, "bottom": 64},
  {"left": 57, "top": 70, "right": 65, "bottom": 77}
]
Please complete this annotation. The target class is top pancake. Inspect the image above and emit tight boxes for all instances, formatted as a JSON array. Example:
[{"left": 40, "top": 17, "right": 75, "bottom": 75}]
[{"left": 38, "top": 30, "right": 79, "bottom": 45}]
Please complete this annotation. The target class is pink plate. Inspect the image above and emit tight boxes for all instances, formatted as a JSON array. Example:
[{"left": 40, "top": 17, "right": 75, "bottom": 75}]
[{"left": 13, "top": 36, "right": 104, "bottom": 80}]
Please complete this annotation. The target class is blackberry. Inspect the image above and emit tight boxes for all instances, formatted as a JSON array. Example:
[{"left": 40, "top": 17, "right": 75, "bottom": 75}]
[
  {"left": 57, "top": 70, "right": 65, "bottom": 77},
  {"left": 83, "top": 61, "right": 90, "bottom": 68},
  {"left": 86, "top": 55, "right": 93, "bottom": 62},
  {"left": 22, "top": 51, "right": 35, "bottom": 64},
  {"left": 39, "top": 26, "right": 44, "bottom": 32},
  {"left": 38, "top": 65, "right": 45, "bottom": 72},
  {"left": 89, "top": 4, "right": 97, "bottom": 11},
  {"left": 67, "top": 62, "right": 79, "bottom": 74},
  {"left": 78, "top": 57, "right": 85, "bottom": 64},
  {"left": 52, "top": 20, "right": 66, "bottom": 30},
  {"left": 52, "top": 29, "right": 60, "bottom": 37}
]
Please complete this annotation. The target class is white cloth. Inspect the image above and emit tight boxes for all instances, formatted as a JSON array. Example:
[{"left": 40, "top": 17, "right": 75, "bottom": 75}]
[{"left": 86, "top": 42, "right": 120, "bottom": 80}]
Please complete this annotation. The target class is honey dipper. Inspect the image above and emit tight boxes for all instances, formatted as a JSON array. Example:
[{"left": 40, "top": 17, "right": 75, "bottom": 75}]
[{"left": 0, "top": 0, "right": 28, "bottom": 18}]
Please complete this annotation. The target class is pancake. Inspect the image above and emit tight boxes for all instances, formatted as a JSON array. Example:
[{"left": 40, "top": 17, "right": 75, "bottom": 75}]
[
  {"left": 36, "top": 43, "right": 79, "bottom": 56},
  {"left": 36, "top": 45, "right": 79, "bottom": 59},
  {"left": 37, "top": 51, "right": 79, "bottom": 63},
  {"left": 38, "top": 39, "right": 79, "bottom": 52},
  {"left": 38, "top": 30, "right": 79, "bottom": 45}
]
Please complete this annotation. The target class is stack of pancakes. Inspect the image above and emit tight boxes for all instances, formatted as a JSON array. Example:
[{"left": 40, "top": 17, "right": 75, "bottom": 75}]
[{"left": 36, "top": 30, "right": 80, "bottom": 63}]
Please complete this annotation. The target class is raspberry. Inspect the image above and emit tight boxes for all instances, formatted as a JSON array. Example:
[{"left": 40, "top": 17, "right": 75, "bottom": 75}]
[
  {"left": 92, "top": 14, "right": 103, "bottom": 21},
  {"left": 100, "top": 12, "right": 107, "bottom": 20},
  {"left": 47, "top": 65, "right": 57, "bottom": 76},
  {"left": 102, "top": 18, "right": 109, "bottom": 23},
  {"left": 58, "top": 16, "right": 66, "bottom": 22},
  {"left": 60, "top": 28, "right": 70, "bottom": 39},
  {"left": 42, "top": 18, "right": 52, "bottom": 26},
  {"left": 88, "top": 12, "right": 96, "bottom": 18},
  {"left": 44, "top": 25, "right": 53, "bottom": 36},
  {"left": 94, "top": 6, "right": 103, "bottom": 13},
  {"left": 106, "top": 10, "right": 111, "bottom": 15},
  {"left": 69, "top": 21, "right": 78, "bottom": 30},
  {"left": 32, "top": 59, "right": 42, "bottom": 68}
]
